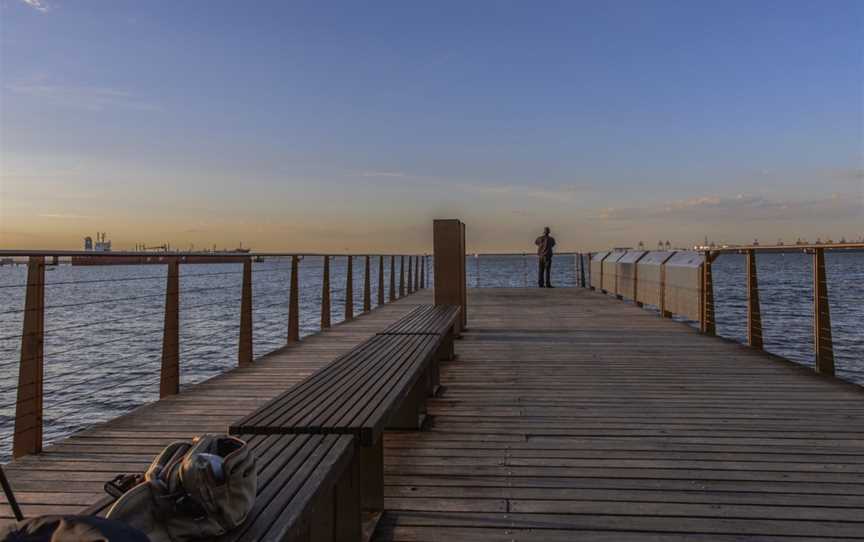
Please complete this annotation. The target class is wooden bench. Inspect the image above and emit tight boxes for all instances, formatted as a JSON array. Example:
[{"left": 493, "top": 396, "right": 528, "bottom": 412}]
[
  {"left": 220, "top": 433, "right": 358, "bottom": 542},
  {"left": 377, "top": 304, "right": 461, "bottom": 394},
  {"left": 230, "top": 333, "right": 440, "bottom": 513}
]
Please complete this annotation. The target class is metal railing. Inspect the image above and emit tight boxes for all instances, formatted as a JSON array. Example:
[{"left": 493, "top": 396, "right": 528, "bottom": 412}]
[
  {"left": 465, "top": 252, "right": 589, "bottom": 288},
  {"left": 0, "top": 251, "right": 429, "bottom": 459}
]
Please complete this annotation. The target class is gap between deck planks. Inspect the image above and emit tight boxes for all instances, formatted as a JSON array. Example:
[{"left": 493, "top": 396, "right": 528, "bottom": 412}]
[
  {"left": 376, "top": 288, "right": 864, "bottom": 542},
  {"left": 0, "top": 293, "right": 431, "bottom": 523}
]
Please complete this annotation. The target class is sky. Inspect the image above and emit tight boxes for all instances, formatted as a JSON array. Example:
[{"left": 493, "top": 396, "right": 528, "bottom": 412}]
[{"left": 1, "top": 0, "right": 862, "bottom": 252}]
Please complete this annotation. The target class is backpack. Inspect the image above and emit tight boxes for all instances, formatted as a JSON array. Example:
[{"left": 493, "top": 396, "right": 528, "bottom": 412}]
[{"left": 106, "top": 434, "right": 256, "bottom": 542}]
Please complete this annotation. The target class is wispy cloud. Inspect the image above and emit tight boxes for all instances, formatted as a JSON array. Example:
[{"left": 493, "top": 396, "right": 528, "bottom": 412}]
[
  {"left": 38, "top": 213, "right": 98, "bottom": 220},
  {"left": 594, "top": 193, "right": 862, "bottom": 222},
  {"left": 360, "top": 171, "right": 406, "bottom": 178},
  {"left": 5, "top": 82, "right": 162, "bottom": 112},
  {"left": 22, "top": 0, "right": 50, "bottom": 13}
]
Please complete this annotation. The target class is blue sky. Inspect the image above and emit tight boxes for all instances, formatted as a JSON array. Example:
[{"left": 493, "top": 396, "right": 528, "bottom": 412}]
[{"left": 1, "top": 0, "right": 861, "bottom": 251}]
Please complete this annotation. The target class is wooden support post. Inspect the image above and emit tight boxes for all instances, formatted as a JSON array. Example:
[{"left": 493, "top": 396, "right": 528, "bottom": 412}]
[
  {"left": 420, "top": 255, "right": 426, "bottom": 289},
  {"left": 399, "top": 256, "right": 406, "bottom": 297},
  {"left": 434, "top": 219, "right": 467, "bottom": 329},
  {"left": 414, "top": 256, "right": 420, "bottom": 292},
  {"left": 159, "top": 258, "right": 180, "bottom": 398},
  {"left": 660, "top": 251, "right": 676, "bottom": 318},
  {"left": 378, "top": 256, "right": 385, "bottom": 306},
  {"left": 344, "top": 255, "right": 354, "bottom": 321},
  {"left": 407, "top": 255, "right": 413, "bottom": 295},
  {"left": 13, "top": 256, "right": 45, "bottom": 458},
  {"left": 389, "top": 255, "right": 396, "bottom": 302},
  {"left": 287, "top": 255, "right": 300, "bottom": 343},
  {"left": 746, "top": 250, "right": 763, "bottom": 350},
  {"left": 321, "top": 256, "right": 331, "bottom": 329},
  {"left": 238, "top": 258, "right": 253, "bottom": 366},
  {"left": 813, "top": 248, "right": 835, "bottom": 375},
  {"left": 633, "top": 252, "right": 648, "bottom": 307},
  {"left": 700, "top": 251, "right": 716, "bottom": 335},
  {"left": 579, "top": 253, "right": 587, "bottom": 288},
  {"left": 363, "top": 255, "right": 371, "bottom": 313}
]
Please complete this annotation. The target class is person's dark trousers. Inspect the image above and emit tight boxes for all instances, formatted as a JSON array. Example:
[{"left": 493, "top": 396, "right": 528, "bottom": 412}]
[{"left": 538, "top": 255, "right": 553, "bottom": 287}]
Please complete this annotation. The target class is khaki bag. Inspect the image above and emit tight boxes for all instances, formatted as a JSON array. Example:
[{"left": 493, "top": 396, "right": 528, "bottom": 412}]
[{"left": 106, "top": 435, "right": 256, "bottom": 542}]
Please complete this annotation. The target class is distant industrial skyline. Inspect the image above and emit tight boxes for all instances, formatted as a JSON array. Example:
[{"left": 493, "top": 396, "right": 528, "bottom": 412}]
[{"left": 1, "top": 0, "right": 862, "bottom": 252}]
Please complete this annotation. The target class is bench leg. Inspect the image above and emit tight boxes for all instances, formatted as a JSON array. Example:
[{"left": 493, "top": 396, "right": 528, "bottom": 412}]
[
  {"left": 387, "top": 378, "right": 427, "bottom": 430},
  {"left": 359, "top": 438, "right": 383, "bottom": 513},
  {"left": 310, "top": 488, "right": 335, "bottom": 542},
  {"left": 425, "top": 358, "right": 440, "bottom": 397},
  {"left": 334, "top": 450, "right": 361, "bottom": 542}
]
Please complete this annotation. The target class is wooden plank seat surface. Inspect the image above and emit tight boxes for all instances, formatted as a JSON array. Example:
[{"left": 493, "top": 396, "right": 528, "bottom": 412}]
[
  {"left": 220, "top": 433, "right": 358, "bottom": 542},
  {"left": 377, "top": 305, "right": 460, "bottom": 337},
  {"left": 230, "top": 333, "right": 439, "bottom": 446}
]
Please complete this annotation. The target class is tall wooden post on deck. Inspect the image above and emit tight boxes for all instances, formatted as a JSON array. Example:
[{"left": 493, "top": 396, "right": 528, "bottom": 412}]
[
  {"left": 160, "top": 258, "right": 180, "bottom": 398},
  {"left": 389, "top": 256, "right": 396, "bottom": 302},
  {"left": 414, "top": 256, "right": 420, "bottom": 291},
  {"left": 746, "top": 250, "right": 763, "bottom": 350},
  {"left": 321, "top": 256, "right": 331, "bottom": 329},
  {"left": 378, "top": 256, "right": 385, "bottom": 306},
  {"left": 13, "top": 257, "right": 45, "bottom": 458},
  {"left": 238, "top": 258, "right": 253, "bottom": 366},
  {"left": 363, "top": 255, "right": 371, "bottom": 313},
  {"left": 399, "top": 256, "right": 406, "bottom": 297},
  {"left": 344, "top": 256, "right": 354, "bottom": 321},
  {"left": 700, "top": 251, "right": 716, "bottom": 336},
  {"left": 287, "top": 255, "right": 300, "bottom": 343},
  {"left": 420, "top": 255, "right": 426, "bottom": 289},
  {"left": 813, "top": 248, "right": 835, "bottom": 375},
  {"left": 579, "top": 253, "right": 587, "bottom": 288},
  {"left": 433, "top": 219, "right": 467, "bottom": 329},
  {"left": 407, "top": 256, "right": 413, "bottom": 295}
]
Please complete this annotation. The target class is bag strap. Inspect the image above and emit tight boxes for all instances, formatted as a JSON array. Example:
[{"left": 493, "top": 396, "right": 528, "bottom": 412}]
[{"left": 0, "top": 465, "right": 23, "bottom": 521}]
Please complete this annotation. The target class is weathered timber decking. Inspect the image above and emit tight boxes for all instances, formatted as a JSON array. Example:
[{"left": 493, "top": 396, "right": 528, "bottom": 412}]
[
  {"left": 377, "top": 288, "right": 864, "bottom": 541},
  {"left": 3, "top": 287, "right": 863, "bottom": 540},
  {"left": 0, "top": 296, "right": 425, "bottom": 522}
]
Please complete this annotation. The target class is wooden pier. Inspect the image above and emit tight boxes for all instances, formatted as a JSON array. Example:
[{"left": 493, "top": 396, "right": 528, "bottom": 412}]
[{"left": 3, "top": 286, "right": 863, "bottom": 539}]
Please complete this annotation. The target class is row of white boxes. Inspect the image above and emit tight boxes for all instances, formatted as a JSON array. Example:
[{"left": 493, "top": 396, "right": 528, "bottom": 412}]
[{"left": 589, "top": 250, "right": 704, "bottom": 322}]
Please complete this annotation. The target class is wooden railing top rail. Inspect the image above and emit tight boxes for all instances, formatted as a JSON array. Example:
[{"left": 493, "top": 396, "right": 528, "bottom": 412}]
[
  {"left": 706, "top": 242, "right": 864, "bottom": 253},
  {"left": 0, "top": 250, "right": 427, "bottom": 258}
]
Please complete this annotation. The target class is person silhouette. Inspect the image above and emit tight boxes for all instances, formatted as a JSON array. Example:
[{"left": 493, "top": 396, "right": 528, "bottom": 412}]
[{"left": 534, "top": 227, "right": 556, "bottom": 287}]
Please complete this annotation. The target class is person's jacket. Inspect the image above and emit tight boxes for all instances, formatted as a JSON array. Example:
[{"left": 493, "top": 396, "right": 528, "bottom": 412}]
[{"left": 535, "top": 235, "right": 556, "bottom": 257}]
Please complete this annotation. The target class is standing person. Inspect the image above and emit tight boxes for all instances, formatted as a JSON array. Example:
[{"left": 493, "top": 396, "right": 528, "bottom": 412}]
[{"left": 535, "top": 227, "right": 556, "bottom": 287}]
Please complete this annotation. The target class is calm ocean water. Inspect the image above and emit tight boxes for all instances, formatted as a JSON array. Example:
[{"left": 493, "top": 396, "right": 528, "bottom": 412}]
[{"left": 0, "top": 252, "right": 861, "bottom": 460}]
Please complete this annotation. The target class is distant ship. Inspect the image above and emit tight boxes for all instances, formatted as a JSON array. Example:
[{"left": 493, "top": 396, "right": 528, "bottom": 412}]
[{"left": 73, "top": 233, "right": 254, "bottom": 266}]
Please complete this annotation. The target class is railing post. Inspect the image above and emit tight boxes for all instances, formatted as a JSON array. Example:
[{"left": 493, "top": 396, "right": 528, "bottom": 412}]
[
  {"left": 287, "top": 255, "right": 300, "bottom": 343},
  {"left": 746, "top": 250, "right": 763, "bottom": 350},
  {"left": 363, "top": 255, "right": 371, "bottom": 313},
  {"left": 378, "top": 256, "right": 385, "bottom": 306},
  {"left": 238, "top": 257, "right": 253, "bottom": 366},
  {"left": 813, "top": 248, "right": 835, "bottom": 375},
  {"left": 159, "top": 258, "right": 180, "bottom": 398},
  {"left": 321, "top": 256, "right": 331, "bottom": 329},
  {"left": 700, "top": 251, "right": 716, "bottom": 335},
  {"left": 579, "top": 253, "right": 587, "bottom": 288},
  {"left": 433, "top": 219, "right": 467, "bottom": 329},
  {"left": 389, "top": 255, "right": 396, "bottom": 302},
  {"left": 399, "top": 256, "right": 406, "bottom": 297},
  {"left": 407, "top": 256, "right": 413, "bottom": 295},
  {"left": 344, "top": 255, "right": 354, "bottom": 321},
  {"left": 420, "top": 255, "right": 426, "bottom": 289},
  {"left": 13, "top": 256, "right": 45, "bottom": 458}
]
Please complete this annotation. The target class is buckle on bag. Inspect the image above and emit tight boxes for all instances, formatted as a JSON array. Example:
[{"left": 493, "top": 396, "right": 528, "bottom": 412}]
[{"left": 104, "top": 474, "right": 142, "bottom": 499}]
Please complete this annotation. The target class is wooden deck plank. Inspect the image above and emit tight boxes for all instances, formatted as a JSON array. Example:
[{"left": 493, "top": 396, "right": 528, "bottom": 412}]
[{"left": 376, "top": 288, "right": 864, "bottom": 541}]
